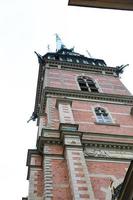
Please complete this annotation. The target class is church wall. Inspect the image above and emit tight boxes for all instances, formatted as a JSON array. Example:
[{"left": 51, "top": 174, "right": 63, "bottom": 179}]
[
  {"left": 28, "top": 155, "right": 43, "bottom": 200},
  {"left": 51, "top": 159, "right": 72, "bottom": 200},
  {"left": 45, "top": 68, "right": 131, "bottom": 95},
  {"left": 43, "top": 97, "right": 133, "bottom": 137},
  {"left": 86, "top": 160, "right": 129, "bottom": 200},
  {"left": 24, "top": 49, "right": 133, "bottom": 200}
]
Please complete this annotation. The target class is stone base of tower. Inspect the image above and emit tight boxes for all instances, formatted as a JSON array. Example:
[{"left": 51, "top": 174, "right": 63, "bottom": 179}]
[
  {"left": 25, "top": 135, "right": 130, "bottom": 200},
  {"left": 26, "top": 147, "right": 72, "bottom": 200},
  {"left": 26, "top": 150, "right": 44, "bottom": 200}
]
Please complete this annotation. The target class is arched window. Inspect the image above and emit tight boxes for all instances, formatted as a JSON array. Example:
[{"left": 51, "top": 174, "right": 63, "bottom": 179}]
[
  {"left": 95, "top": 107, "right": 112, "bottom": 123},
  {"left": 78, "top": 76, "right": 99, "bottom": 92}
]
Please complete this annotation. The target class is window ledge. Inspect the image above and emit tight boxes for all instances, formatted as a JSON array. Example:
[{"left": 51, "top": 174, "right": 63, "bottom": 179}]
[
  {"left": 95, "top": 122, "right": 120, "bottom": 127},
  {"left": 59, "top": 123, "right": 79, "bottom": 131}
]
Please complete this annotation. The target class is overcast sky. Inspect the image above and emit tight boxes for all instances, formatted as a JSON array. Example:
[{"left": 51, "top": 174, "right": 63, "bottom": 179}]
[{"left": 0, "top": 0, "right": 133, "bottom": 199}]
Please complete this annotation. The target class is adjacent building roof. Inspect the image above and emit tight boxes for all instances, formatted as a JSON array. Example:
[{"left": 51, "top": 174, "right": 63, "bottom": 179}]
[
  {"left": 118, "top": 160, "right": 133, "bottom": 200},
  {"left": 68, "top": 0, "right": 133, "bottom": 11}
]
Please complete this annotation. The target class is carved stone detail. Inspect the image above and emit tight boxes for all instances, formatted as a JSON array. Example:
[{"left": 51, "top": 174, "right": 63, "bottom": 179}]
[
  {"left": 64, "top": 135, "right": 81, "bottom": 146},
  {"left": 84, "top": 146, "right": 133, "bottom": 159}
]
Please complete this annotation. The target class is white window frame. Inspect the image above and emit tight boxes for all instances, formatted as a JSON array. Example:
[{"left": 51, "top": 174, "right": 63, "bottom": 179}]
[{"left": 94, "top": 107, "right": 113, "bottom": 124}]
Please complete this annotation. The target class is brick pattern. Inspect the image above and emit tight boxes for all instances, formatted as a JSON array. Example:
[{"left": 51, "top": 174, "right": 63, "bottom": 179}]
[
  {"left": 51, "top": 159, "right": 72, "bottom": 200},
  {"left": 72, "top": 101, "right": 133, "bottom": 136},
  {"left": 43, "top": 156, "right": 71, "bottom": 200},
  {"left": 66, "top": 148, "right": 95, "bottom": 199},
  {"left": 46, "top": 98, "right": 59, "bottom": 129},
  {"left": 45, "top": 97, "right": 133, "bottom": 136},
  {"left": 38, "top": 116, "right": 47, "bottom": 137},
  {"left": 58, "top": 102, "right": 75, "bottom": 124},
  {"left": 43, "top": 157, "right": 53, "bottom": 199},
  {"left": 28, "top": 155, "right": 43, "bottom": 200},
  {"left": 31, "top": 155, "right": 42, "bottom": 166},
  {"left": 28, "top": 168, "right": 43, "bottom": 200},
  {"left": 45, "top": 68, "right": 131, "bottom": 95},
  {"left": 87, "top": 160, "right": 129, "bottom": 200},
  {"left": 43, "top": 144, "right": 63, "bottom": 155}
]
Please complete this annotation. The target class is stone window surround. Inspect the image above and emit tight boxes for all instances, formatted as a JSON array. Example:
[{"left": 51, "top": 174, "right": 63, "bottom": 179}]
[
  {"left": 76, "top": 74, "right": 102, "bottom": 93},
  {"left": 92, "top": 105, "right": 117, "bottom": 125}
]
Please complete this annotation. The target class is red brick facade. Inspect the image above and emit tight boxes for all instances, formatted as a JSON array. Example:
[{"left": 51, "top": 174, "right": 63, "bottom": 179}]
[
  {"left": 24, "top": 50, "right": 133, "bottom": 200},
  {"left": 46, "top": 68, "right": 131, "bottom": 95},
  {"left": 87, "top": 161, "right": 129, "bottom": 200}
]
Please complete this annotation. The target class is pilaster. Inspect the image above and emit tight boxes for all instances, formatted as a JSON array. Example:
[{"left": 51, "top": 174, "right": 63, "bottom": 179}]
[
  {"left": 64, "top": 135, "right": 95, "bottom": 200},
  {"left": 43, "top": 149, "right": 53, "bottom": 200},
  {"left": 56, "top": 99, "right": 75, "bottom": 124},
  {"left": 26, "top": 150, "right": 43, "bottom": 200}
]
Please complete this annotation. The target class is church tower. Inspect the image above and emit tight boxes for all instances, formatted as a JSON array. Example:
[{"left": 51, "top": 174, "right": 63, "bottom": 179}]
[{"left": 23, "top": 44, "right": 133, "bottom": 200}]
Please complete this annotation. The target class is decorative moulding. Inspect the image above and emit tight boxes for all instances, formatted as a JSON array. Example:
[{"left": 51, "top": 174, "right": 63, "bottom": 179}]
[
  {"left": 43, "top": 87, "right": 133, "bottom": 107},
  {"left": 26, "top": 149, "right": 42, "bottom": 180},
  {"left": 83, "top": 141, "right": 133, "bottom": 151},
  {"left": 95, "top": 121, "right": 120, "bottom": 127},
  {"left": 46, "top": 59, "right": 115, "bottom": 74},
  {"left": 84, "top": 146, "right": 133, "bottom": 160},
  {"left": 55, "top": 97, "right": 73, "bottom": 108},
  {"left": 64, "top": 135, "right": 82, "bottom": 146},
  {"left": 59, "top": 123, "right": 79, "bottom": 132}
]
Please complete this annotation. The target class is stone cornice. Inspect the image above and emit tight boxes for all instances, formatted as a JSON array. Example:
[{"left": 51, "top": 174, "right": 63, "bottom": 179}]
[
  {"left": 46, "top": 59, "right": 116, "bottom": 74},
  {"left": 26, "top": 149, "right": 42, "bottom": 166},
  {"left": 82, "top": 131, "right": 133, "bottom": 140},
  {"left": 44, "top": 87, "right": 133, "bottom": 104},
  {"left": 36, "top": 132, "right": 133, "bottom": 161},
  {"left": 34, "top": 63, "right": 45, "bottom": 116},
  {"left": 83, "top": 141, "right": 133, "bottom": 150},
  {"left": 42, "top": 128, "right": 133, "bottom": 140},
  {"left": 37, "top": 128, "right": 133, "bottom": 153},
  {"left": 85, "top": 157, "right": 132, "bottom": 162},
  {"left": 26, "top": 149, "right": 42, "bottom": 180},
  {"left": 37, "top": 87, "right": 133, "bottom": 114}
]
